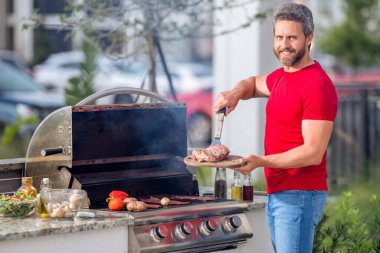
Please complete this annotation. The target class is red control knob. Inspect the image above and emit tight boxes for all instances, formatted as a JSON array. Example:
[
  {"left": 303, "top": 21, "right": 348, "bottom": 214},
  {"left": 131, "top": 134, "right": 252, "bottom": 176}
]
[
  {"left": 205, "top": 218, "right": 218, "bottom": 232},
  {"left": 175, "top": 221, "right": 194, "bottom": 239},
  {"left": 199, "top": 218, "right": 218, "bottom": 236},
  {"left": 151, "top": 225, "right": 168, "bottom": 241},
  {"left": 180, "top": 221, "right": 194, "bottom": 235}
]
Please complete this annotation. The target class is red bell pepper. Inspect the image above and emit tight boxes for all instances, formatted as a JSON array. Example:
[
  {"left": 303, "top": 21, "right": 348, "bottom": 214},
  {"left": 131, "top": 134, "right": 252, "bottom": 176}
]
[{"left": 109, "top": 190, "right": 129, "bottom": 200}]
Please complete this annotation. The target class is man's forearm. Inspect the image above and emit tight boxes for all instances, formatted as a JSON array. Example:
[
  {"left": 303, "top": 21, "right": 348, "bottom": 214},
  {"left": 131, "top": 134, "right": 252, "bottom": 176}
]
[
  {"left": 232, "top": 77, "right": 257, "bottom": 100},
  {"left": 256, "top": 144, "right": 325, "bottom": 169}
]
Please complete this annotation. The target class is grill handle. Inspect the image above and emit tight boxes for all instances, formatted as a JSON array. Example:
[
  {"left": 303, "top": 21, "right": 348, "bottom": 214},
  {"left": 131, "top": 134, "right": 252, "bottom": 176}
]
[
  {"left": 41, "top": 147, "right": 65, "bottom": 156},
  {"left": 75, "top": 87, "right": 170, "bottom": 105}
]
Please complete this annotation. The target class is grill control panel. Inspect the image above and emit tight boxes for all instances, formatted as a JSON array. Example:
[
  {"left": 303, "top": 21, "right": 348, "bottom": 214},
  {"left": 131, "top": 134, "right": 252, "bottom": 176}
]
[{"left": 129, "top": 213, "right": 253, "bottom": 252}]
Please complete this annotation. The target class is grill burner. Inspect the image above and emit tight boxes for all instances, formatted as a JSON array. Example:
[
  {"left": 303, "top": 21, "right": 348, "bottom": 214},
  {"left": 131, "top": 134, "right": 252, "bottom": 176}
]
[{"left": 24, "top": 88, "right": 253, "bottom": 253}]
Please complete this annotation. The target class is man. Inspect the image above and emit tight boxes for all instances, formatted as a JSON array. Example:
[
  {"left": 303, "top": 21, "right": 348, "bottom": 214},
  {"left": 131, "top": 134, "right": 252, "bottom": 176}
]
[{"left": 214, "top": 3, "right": 338, "bottom": 253}]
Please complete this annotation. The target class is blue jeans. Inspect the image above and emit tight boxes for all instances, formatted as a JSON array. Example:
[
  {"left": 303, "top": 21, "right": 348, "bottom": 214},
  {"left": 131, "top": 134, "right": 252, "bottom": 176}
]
[{"left": 265, "top": 190, "right": 326, "bottom": 253}]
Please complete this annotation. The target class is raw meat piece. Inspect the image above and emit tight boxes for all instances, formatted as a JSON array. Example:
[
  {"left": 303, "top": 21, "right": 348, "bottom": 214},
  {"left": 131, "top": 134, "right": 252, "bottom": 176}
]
[{"left": 192, "top": 144, "right": 230, "bottom": 162}]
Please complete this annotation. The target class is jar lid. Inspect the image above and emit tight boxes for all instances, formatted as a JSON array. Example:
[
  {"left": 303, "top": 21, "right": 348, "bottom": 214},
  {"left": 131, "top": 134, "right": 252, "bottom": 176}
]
[{"left": 22, "top": 177, "right": 33, "bottom": 183}]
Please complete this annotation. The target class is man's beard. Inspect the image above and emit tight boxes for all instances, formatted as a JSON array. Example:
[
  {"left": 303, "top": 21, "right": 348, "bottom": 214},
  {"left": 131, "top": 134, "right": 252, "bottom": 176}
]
[{"left": 273, "top": 44, "right": 306, "bottom": 66}]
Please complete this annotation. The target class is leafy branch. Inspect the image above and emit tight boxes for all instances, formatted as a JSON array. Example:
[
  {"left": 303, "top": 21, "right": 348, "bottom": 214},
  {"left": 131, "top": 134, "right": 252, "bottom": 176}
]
[{"left": 1, "top": 116, "right": 38, "bottom": 146}]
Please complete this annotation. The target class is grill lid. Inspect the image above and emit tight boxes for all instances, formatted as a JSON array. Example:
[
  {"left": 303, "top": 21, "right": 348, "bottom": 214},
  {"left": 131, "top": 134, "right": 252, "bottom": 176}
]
[{"left": 25, "top": 88, "right": 197, "bottom": 203}]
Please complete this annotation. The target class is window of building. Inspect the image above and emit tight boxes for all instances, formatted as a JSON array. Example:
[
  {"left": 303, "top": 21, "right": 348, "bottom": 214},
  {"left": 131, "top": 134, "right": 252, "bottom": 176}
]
[
  {"left": 6, "top": 0, "right": 14, "bottom": 14},
  {"left": 33, "top": 0, "right": 67, "bottom": 14},
  {"left": 6, "top": 27, "right": 14, "bottom": 50}
]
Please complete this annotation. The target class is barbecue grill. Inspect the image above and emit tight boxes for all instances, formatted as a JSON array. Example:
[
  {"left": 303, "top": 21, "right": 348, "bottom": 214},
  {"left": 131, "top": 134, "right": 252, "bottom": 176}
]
[{"left": 24, "top": 88, "right": 253, "bottom": 252}]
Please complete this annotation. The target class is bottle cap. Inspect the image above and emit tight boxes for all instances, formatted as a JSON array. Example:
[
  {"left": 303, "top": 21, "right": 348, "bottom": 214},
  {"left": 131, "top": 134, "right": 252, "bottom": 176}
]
[
  {"left": 22, "top": 177, "right": 33, "bottom": 183},
  {"left": 42, "top": 178, "right": 50, "bottom": 184}
]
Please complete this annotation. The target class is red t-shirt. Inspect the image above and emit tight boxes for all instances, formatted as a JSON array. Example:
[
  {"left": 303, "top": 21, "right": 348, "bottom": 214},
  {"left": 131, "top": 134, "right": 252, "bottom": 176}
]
[{"left": 264, "top": 61, "right": 338, "bottom": 194}]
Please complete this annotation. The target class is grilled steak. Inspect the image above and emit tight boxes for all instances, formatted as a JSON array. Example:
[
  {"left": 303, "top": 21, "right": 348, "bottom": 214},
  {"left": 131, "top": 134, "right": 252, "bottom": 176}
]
[{"left": 192, "top": 144, "right": 230, "bottom": 162}]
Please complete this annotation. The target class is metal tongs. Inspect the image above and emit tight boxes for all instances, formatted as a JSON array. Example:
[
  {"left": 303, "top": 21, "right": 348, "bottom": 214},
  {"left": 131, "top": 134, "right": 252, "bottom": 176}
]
[{"left": 210, "top": 107, "right": 227, "bottom": 146}]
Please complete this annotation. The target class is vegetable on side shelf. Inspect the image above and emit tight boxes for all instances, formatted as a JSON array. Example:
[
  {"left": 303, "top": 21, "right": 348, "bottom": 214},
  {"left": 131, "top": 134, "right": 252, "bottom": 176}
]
[
  {"left": 108, "top": 198, "right": 124, "bottom": 211},
  {"left": 107, "top": 190, "right": 129, "bottom": 211},
  {"left": 0, "top": 192, "right": 36, "bottom": 217},
  {"left": 126, "top": 201, "right": 147, "bottom": 212},
  {"left": 109, "top": 190, "right": 129, "bottom": 200}
]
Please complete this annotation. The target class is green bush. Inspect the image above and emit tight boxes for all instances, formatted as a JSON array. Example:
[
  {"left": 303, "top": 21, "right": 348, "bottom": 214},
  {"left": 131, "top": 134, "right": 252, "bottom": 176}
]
[{"left": 314, "top": 191, "right": 380, "bottom": 252}]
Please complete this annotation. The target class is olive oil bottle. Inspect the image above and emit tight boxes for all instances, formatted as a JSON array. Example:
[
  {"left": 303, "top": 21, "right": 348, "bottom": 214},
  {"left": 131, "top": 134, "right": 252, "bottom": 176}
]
[
  {"left": 38, "top": 178, "right": 52, "bottom": 218},
  {"left": 231, "top": 171, "right": 242, "bottom": 200}
]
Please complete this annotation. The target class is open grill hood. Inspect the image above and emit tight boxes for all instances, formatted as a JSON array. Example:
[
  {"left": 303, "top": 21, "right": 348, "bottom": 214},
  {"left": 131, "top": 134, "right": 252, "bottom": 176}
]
[{"left": 25, "top": 88, "right": 197, "bottom": 207}]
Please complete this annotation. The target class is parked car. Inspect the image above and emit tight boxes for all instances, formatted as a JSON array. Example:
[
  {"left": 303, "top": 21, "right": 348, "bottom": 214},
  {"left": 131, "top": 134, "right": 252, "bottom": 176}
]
[
  {"left": 0, "top": 62, "right": 65, "bottom": 136},
  {"left": 33, "top": 51, "right": 213, "bottom": 97},
  {"left": 33, "top": 51, "right": 145, "bottom": 97},
  {"left": 328, "top": 65, "right": 380, "bottom": 85},
  {"left": 173, "top": 88, "right": 213, "bottom": 147},
  {"left": 155, "top": 61, "right": 213, "bottom": 95},
  {"left": 0, "top": 50, "right": 31, "bottom": 76}
]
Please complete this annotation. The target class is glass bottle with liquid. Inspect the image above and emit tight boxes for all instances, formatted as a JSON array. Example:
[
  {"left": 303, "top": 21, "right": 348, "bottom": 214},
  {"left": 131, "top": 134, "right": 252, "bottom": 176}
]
[
  {"left": 38, "top": 178, "right": 52, "bottom": 218},
  {"left": 214, "top": 168, "right": 227, "bottom": 199},
  {"left": 191, "top": 174, "right": 199, "bottom": 196},
  {"left": 231, "top": 171, "right": 243, "bottom": 200},
  {"left": 243, "top": 173, "right": 254, "bottom": 202},
  {"left": 17, "top": 177, "right": 37, "bottom": 197}
]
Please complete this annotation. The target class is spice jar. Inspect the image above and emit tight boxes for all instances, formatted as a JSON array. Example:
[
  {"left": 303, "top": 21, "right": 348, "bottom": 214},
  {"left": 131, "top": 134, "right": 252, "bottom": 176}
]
[
  {"left": 17, "top": 177, "right": 37, "bottom": 198},
  {"left": 231, "top": 171, "right": 243, "bottom": 200},
  {"left": 214, "top": 168, "right": 227, "bottom": 199}
]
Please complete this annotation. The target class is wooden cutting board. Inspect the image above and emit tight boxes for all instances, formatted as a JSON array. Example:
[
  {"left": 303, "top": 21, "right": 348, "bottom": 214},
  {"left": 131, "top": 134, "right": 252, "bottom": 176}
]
[{"left": 184, "top": 155, "right": 246, "bottom": 168}]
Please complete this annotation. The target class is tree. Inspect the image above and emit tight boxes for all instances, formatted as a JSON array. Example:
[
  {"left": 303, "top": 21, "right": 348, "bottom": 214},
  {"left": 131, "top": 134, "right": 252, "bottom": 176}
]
[
  {"left": 317, "top": 0, "right": 380, "bottom": 69},
  {"left": 29, "top": 0, "right": 269, "bottom": 98},
  {"left": 64, "top": 40, "right": 97, "bottom": 105}
]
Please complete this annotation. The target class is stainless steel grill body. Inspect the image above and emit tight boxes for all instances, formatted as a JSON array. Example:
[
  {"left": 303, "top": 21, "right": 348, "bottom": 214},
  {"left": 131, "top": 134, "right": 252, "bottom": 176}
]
[{"left": 24, "top": 88, "right": 253, "bottom": 253}]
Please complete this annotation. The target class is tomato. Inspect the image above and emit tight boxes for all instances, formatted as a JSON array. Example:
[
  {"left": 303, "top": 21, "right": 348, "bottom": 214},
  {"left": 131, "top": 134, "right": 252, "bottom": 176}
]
[
  {"left": 109, "top": 190, "right": 129, "bottom": 200},
  {"left": 3, "top": 196, "right": 23, "bottom": 201},
  {"left": 10, "top": 197, "right": 23, "bottom": 201},
  {"left": 108, "top": 197, "right": 124, "bottom": 211}
]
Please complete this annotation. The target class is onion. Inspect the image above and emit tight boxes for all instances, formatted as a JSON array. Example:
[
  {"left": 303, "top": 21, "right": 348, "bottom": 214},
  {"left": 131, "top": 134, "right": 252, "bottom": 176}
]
[{"left": 160, "top": 197, "right": 170, "bottom": 206}]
